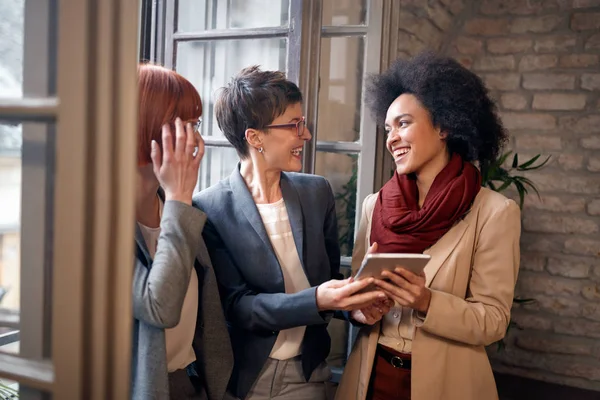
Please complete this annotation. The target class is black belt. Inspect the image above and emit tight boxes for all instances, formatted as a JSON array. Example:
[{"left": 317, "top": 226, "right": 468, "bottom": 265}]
[{"left": 377, "top": 345, "right": 412, "bottom": 370}]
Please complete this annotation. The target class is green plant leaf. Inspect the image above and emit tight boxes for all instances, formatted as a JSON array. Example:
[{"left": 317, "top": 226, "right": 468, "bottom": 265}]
[
  {"left": 498, "top": 151, "right": 512, "bottom": 166},
  {"left": 521, "top": 155, "right": 551, "bottom": 171},
  {"left": 513, "top": 179, "right": 527, "bottom": 209},
  {"left": 512, "top": 153, "right": 519, "bottom": 168},
  {"left": 513, "top": 176, "right": 541, "bottom": 199},
  {"left": 513, "top": 297, "right": 536, "bottom": 304},
  {"left": 517, "top": 154, "right": 541, "bottom": 169},
  {"left": 495, "top": 178, "right": 513, "bottom": 193}
]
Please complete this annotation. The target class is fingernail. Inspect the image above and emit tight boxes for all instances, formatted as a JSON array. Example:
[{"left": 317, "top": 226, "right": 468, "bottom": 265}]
[
  {"left": 151, "top": 140, "right": 156, "bottom": 148},
  {"left": 175, "top": 117, "right": 181, "bottom": 123},
  {"left": 368, "top": 278, "right": 374, "bottom": 283},
  {"left": 378, "top": 293, "right": 386, "bottom": 298}
]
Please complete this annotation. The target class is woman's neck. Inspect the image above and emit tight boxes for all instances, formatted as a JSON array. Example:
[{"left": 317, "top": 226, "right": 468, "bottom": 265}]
[
  {"left": 415, "top": 150, "right": 451, "bottom": 208},
  {"left": 240, "top": 159, "right": 282, "bottom": 204}
]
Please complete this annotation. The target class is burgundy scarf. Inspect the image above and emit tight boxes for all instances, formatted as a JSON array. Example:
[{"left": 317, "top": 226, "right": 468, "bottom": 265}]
[{"left": 370, "top": 154, "right": 481, "bottom": 254}]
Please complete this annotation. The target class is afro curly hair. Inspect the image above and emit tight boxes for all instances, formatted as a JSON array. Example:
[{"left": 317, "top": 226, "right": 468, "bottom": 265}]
[{"left": 366, "top": 51, "right": 508, "bottom": 171}]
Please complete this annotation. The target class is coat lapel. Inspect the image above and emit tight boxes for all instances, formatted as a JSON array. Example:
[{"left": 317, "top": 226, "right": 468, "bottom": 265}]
[
  {"left": 229, "top": 166, "right": 285, "bottom": 289},
  {"left": 423, "top": 219, "right": 469, "bottom": 286},
  {"left": 280, "top": 174, "right": 305, "bottom": 268},
  {"left": 230, "top": 166, "right": 277, "bottom": 256}
]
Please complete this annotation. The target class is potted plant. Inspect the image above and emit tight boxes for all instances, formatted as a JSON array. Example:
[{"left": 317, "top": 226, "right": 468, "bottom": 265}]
[{"left": 481, "top": 151, "right": 550, "bottom": 351}]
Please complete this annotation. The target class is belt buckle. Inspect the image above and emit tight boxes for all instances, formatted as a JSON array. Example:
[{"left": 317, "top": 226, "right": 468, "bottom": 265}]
[{"left": 390, "top": 355, "right": 404, "bottom": 368}]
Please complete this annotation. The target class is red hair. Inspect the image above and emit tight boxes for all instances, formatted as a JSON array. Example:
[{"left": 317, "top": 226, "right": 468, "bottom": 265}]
[{"left": 137, "top": 64, "right": 202, "bottom": 165}]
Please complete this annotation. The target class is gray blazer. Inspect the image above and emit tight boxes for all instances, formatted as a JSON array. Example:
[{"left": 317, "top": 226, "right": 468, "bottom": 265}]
[
  {"left": 193, "top": 167, "right": 342, "bottom": 399},
  {"left": 132, "top": 198, "right": 233, "bottom": 400}
]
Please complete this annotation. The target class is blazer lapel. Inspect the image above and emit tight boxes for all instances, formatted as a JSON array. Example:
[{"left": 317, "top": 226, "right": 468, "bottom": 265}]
[
  {"left": 280, "top": 174, "right": 305, "bottom": 268},
  {"left": 229, "top": 166, "right": 278, "bottom": 259},
  {"left": 423, "top": 219, "right": 469, "bottom": 287}
]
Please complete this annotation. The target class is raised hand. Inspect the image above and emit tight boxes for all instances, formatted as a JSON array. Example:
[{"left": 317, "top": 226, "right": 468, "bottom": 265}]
[{"left": 150, "top": 117, "right": 205, "bottom": 205}]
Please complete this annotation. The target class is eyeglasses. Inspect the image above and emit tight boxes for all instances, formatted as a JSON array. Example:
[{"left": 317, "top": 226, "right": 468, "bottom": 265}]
[
  {"left": 265, "top": 116, "right": 306, "bottom": 137},
  {"left": 183, "top": 117, "right": 202, "bottom": 133}
]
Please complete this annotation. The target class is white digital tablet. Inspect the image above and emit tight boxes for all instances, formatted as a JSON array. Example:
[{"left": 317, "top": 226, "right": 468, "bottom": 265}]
[{"left": 354, "top": 253, "right": 431, "bottom": 281}]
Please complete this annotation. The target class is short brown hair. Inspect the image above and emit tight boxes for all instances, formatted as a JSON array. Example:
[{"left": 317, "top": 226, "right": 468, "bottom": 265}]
[
  {"left": 214, "top": 65, "right": 302, "bottom": 158},
  {"left": 137, "top": 64, "right": 202, "bottom": 165}
]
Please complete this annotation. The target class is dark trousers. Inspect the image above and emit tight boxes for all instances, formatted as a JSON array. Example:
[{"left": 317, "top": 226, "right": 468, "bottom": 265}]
[
  {"left": 366, "top": 345, "right": 411, "bottom": 400},
  {"left": 168, "top": 364, "right": 208, "bottom": 400}
]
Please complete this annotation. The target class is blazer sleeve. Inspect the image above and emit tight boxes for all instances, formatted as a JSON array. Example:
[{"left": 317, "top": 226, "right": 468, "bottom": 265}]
[
  {"left": 203, "top": 219, "right": 329, "bottom": 333},
  {"left": 414, "top": 199, "right": 521, "bottom": 346},
  {"left": 132, "top": 200, "right": 206, "bottom": 328}
]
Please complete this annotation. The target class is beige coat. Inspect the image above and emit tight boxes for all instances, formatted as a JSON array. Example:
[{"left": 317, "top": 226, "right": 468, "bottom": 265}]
[{"left": 335, "top": 187, "right": 521, "bottom": 400}]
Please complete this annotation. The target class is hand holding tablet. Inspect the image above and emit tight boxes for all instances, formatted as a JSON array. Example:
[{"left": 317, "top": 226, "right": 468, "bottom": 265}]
[{"left": 355, "top": 253, "right": 431, "bottom": 281}]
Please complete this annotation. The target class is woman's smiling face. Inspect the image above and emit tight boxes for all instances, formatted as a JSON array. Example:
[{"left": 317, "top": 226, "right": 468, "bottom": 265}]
[{"left": 385, "top": 94, "right": 448, "bottom": 177}]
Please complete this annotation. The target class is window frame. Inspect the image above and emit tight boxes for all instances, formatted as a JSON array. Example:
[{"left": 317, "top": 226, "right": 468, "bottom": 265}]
[
  {"left": 147, "top": 0, "right": 398, "bottom": 370},
  {"left": 0, "top": 0, "right": 139, "bottom": 398}
]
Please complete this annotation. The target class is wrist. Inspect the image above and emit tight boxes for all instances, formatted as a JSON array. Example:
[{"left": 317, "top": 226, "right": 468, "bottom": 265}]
[
  {"left": 315, "top": 285, "right": 327, "bottom": 311},
  {"left": 165, "top": 193, "right": 192, "bottom": 205},
  {"left": 417, "top": 289, "right": 432, "bottom": 313}
]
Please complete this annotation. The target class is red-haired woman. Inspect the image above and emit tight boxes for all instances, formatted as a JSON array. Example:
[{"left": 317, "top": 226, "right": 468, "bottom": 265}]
[{"left": 132, "top": 64, "right": 232, "bottom": 400}]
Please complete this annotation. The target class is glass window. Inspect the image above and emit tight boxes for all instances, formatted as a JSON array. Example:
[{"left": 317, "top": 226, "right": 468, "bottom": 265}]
[
  {"left": 0, "top": 132, "right": 20, "bottom": 313},
  {"left": 198, "top": 146, "right": 239, "bottom": 191},
  {"left": 317, "top": 36, "right": 365, "bottom": 142},
  {"left": 177, "top": 0, "right": 290, "bottom": 32},
  {"left": 0, "top": 121, "right": 54, "bottom": 358},
  {"left": 315, "top": 151, "right": 358, "bottom": 257},
  {"left": 0, "top": 0, "right": 24, "bottom": 98},
  {"left": 0, "top": 380, "right": 52, "bottom": 400},
  {"left": 176, "top": 38, "right": 287, "bottom": 139},
  {"left": 322, "top": 0, "right": 367, "bottom": 26},
  {"left": 0, "top": 0, "right": 25, "bottom": 358}
]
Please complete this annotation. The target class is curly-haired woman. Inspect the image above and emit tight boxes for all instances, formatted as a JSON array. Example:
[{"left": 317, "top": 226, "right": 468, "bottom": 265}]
[{"left": 335, "top": 52, "right": 521, "bottom": 400}]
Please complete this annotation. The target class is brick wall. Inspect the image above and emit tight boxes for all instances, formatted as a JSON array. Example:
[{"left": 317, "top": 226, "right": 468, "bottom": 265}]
[{"left": 396, "top": 0, "right": 600, "bottom": 392}]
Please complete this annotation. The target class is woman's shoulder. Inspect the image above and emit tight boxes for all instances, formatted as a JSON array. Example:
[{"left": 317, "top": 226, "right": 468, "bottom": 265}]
[
  {"left": 471, "top": 187, "right": 520, "bottom": 222},
  {"left": 283, "top": 172, "right": 334, "bottom": 197},
  {"left": 284, "top": 171, "right": 329, "bottom": 187},
  {"left": 192, "top": 178, "right": 232, "bottom": 211},
  {"left": 362, "top": 192, "right": 380, "bottom": 215}
]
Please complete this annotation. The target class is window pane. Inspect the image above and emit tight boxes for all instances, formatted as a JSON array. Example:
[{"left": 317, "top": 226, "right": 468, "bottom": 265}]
[
  {"left": 0, "top": 380, "right": 52, "bottom": 400},
  {"left": 317, "top": 36, "right": 364, "bottom": 142},
  {"left": 0, "top": 326, "right": 19, "bottom": 354},
  {"left": 176, "top": 38, "right": 287, "bottom": 138},
  {"left": 315, "top": 151, "right": 358, "bottom": 257},
  {"left": 198, "top": 146, "right": 239, "bottom": 191},
  {"left": 177, "top": 0, "right": 290, "bottom": 31},
  {"left": 0, "top": 0, "right": 24, "bottom": 98},
  {"left": 0, "top": 124, "right": 21, "bottom": 314},
  {"left": 322, "top": 0, "right": 367, "bottom": 26},
  {"left": 0, "top": 121, "right": 54, "bottom": 359}
]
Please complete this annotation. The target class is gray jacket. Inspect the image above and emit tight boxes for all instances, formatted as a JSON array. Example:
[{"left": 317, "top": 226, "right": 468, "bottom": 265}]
[{"left": 132, "top": 199, "right": 233, "bottom": 400}]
